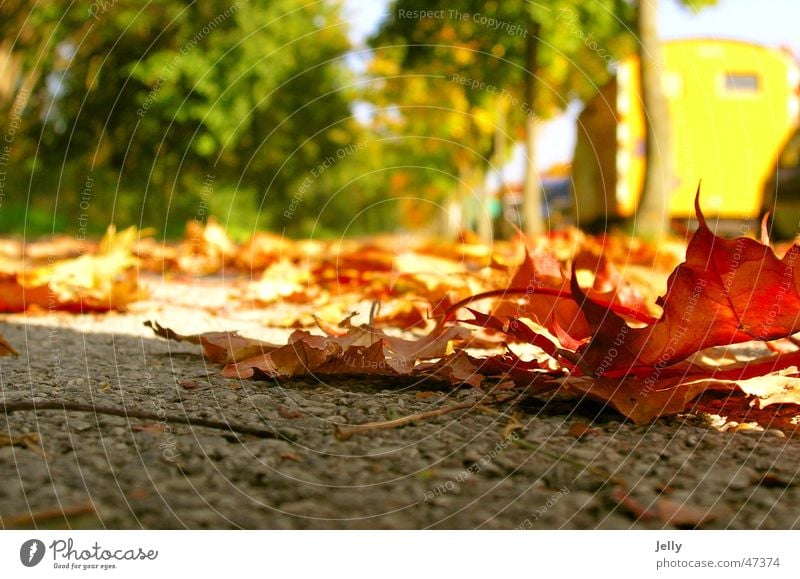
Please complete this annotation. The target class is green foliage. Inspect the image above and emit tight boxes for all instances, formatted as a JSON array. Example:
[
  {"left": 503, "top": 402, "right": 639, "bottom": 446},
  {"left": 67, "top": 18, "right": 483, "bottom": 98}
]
[
  {"left": 0, "top": 0, "right": 718, "bottom": 238},
  {"left": 0, "top": 0, "right": 359, "bottom": 236},
  {"left": 368, "top": 0, "right": 637, "bottom": 232},
  {"left": 372, "top": 0, "right": 636, "bottom": 121}
]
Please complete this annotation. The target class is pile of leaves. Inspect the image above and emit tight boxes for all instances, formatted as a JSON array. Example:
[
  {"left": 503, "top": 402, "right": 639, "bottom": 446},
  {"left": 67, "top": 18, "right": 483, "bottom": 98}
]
[
  {"left": 0, "top": 226, "right": 144, "bottom": 358},
  {"left": 0, "top": 226, "right": 143, "bottom": 315},
  {"left": 132, "top": 216, "right": 681, "bottom": 330},
  {"left": 4, "top": 195, "right": 800, "bottom": 429},
  {"left": 147, "top": 194, "right": 800, "bottom": 429}
]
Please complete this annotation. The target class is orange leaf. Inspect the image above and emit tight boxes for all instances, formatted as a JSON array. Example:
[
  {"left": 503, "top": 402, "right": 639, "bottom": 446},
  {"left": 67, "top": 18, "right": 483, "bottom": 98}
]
[
  {"left": 145, "top": 321, "right": 281, "bottom": 365},
  {"left": 575, "top": 189, "right": 800, "bottom": 375}
]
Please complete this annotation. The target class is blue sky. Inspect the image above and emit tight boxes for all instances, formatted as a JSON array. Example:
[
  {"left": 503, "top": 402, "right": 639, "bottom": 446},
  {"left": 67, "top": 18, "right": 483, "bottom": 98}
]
[
  {"left": 662, "top": 0, "right": 800, "bottom": 54},
  {"left": 346, "top": 0, "right": 800, "bottom": 54},
  {"left": 343, "top": 0, "right": 800, "bottom": 175}
]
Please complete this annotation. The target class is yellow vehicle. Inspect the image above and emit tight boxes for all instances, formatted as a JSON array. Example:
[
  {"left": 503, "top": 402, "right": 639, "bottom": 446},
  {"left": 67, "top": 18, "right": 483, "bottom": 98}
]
[{"left": 573, "top": 39, "right": 800, "bottom": 230}]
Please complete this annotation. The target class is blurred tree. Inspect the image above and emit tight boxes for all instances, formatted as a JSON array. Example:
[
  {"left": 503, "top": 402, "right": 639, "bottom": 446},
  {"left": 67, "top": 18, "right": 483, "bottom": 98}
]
[
  {"left": 633, "top": 0, "right": 716, "bottom": 241},
  {"left": 0, "top": 0, "right": 357, "bottom": 235},
  {"left": 364, "top": 40, "right": 497, "bottom": 238},
  {"left": 371, "top": 0, "right": 635, "bottom": 237}
]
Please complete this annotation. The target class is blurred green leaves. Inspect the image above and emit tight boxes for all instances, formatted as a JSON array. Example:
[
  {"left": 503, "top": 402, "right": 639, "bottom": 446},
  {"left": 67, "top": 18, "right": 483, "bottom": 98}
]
[{"left": 0, "top": 0, "right": 361, "bottom": 236}]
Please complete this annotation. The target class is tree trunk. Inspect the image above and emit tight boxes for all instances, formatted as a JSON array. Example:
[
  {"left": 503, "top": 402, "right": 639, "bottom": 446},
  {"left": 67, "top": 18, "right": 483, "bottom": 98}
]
[
  {"left": 522, "top": 21, "right": 544, "bottom": 238},
  {"left": 633, "top": 0, "right": 673, "bottom": 240},
  {"left": 478, "top": 98, "right": 508, "bottom": 243},
  {"left": 473, "top": 163, "right": 491, "bottom": 241},
  {"left": 457, "top": 163, "right": 474, "bottom": 234}
]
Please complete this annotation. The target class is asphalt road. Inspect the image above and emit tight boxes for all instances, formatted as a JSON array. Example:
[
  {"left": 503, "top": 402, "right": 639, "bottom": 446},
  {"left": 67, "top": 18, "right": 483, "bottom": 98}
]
[{"left": 1, "top": 277, "right": 799, "bottom": 529}]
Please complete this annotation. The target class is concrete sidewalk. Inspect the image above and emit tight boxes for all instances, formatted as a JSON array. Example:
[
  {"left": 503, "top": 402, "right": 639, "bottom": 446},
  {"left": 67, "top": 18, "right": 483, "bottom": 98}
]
[{"left": 1, "top": 278, "right": 799, "bottom": 529}]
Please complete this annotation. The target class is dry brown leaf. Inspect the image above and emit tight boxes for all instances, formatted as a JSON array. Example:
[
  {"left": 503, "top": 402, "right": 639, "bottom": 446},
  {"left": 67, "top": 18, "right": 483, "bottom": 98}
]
[
  {"left": 0, "top": 333, "right": 18, "bottom": 357},
  {"left": 567, "top": 421, "right": 599, "bottom": 438},
  {"left": 145, "top": 321, "right": 281, "bottom": 365},
  {"left": 612, "top": 487, "right": 716, "bottom": 527},
  {"left": 219, "top": 322, "right": 471, "bottom": 380},
  {"left": 730, "top": 368, "right": 800, "bottom": 408}
]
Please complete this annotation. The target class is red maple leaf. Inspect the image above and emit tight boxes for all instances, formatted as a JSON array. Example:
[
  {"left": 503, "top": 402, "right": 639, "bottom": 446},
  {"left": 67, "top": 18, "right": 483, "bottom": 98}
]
[{"left": 570, "top": 191, "right": 800, "bottom": 378}]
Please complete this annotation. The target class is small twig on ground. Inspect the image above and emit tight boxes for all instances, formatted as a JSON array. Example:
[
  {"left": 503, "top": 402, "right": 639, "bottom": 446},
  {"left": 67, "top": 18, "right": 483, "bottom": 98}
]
[
  {"left": 0, "top": 399, "right": 284, "bottom": 440},
  {"left": 335, "top": 401, "right": 479, "bottom": 440},
  {"left": 2, "top": 502, "right": 97, "bottom": 528},
  {"left": 0, "top": 432, "right": 46, "bottom": 457},
  {"left": 501, "top": 411, "right": 526, "bottom": 440}
]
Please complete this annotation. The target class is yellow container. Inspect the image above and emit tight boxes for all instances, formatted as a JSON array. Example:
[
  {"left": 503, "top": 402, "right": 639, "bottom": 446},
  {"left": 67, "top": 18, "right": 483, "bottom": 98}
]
[{"left": 574, "top": 39, "right": 800, "bottom": 224}]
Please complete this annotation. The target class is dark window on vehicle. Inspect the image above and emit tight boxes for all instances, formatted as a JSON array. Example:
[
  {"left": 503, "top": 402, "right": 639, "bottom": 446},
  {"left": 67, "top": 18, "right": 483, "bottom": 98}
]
[{"left": 724, "top": 72, "right": 760, "bottom": 92}]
